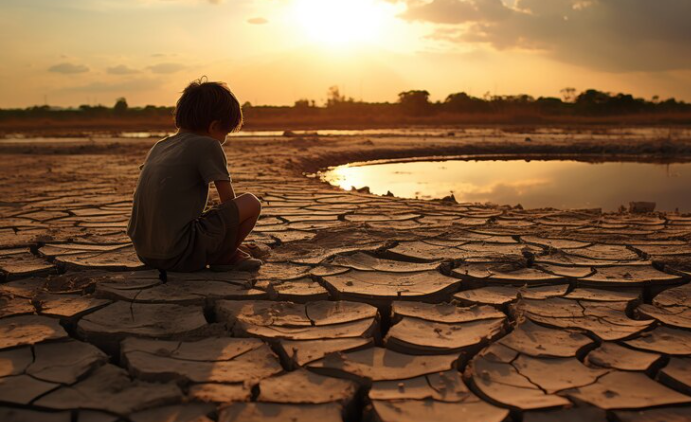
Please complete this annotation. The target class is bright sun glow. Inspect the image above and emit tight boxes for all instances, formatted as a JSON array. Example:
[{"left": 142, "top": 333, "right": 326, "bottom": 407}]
[{"left": 291, "top": 0, "right": 395, "bottom": 47}]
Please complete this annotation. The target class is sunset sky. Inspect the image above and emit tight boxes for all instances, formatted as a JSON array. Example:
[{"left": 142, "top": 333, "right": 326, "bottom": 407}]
[{"left": 1, "top": 0, "right": 690, "bottom": 108}]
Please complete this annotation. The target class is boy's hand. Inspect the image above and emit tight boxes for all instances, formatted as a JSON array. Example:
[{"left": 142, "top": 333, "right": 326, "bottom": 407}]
[{"left": 214, "top": 180, "right": 236, "bottom": 203}]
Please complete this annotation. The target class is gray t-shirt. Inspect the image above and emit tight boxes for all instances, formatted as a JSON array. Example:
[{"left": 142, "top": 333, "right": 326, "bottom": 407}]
[{"left": 127, "top": 132, "right": 231, "bottom": 259}]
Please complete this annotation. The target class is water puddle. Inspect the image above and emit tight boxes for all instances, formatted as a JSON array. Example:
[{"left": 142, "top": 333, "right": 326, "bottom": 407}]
[{"left": 322, "top": 158, "right": 691, "bottom": 211}]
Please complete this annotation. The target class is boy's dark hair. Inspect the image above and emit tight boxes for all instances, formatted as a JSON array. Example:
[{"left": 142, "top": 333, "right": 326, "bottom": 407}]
[{"left": 175, "top": 78, "right": 243, "bottom": 133}]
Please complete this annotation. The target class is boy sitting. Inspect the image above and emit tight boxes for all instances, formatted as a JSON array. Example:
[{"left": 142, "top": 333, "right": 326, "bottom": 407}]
[{"left": 127, "top": 79, "right": 262, "bottom": 272}]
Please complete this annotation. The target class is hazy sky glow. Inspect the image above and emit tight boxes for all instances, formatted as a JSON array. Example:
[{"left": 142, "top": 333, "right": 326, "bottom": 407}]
[{"left": 1, "top": 0, "right": 690, "bottom": 107}]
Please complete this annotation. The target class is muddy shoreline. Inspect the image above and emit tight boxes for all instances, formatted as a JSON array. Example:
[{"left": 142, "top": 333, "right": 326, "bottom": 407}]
[
  {"left": 3, "top": 119, "right": 691, "bottom": 138},
  {"left": 2, "top": 127, "right": 691, "bottom": 179}
]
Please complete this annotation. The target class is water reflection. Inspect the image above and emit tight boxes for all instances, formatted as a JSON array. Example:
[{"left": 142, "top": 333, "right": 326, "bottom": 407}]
[{"left": 322, "top": 159, "right": 691, "bottom": 211}]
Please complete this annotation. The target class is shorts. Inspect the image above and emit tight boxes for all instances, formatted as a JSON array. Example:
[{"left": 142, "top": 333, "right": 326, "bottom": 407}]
[{"left": 139, "top": 200, "right": 240, "bottom": 272}]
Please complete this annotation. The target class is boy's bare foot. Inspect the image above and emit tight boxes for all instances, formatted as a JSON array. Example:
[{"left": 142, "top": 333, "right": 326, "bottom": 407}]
[
  {"left": 239, "top": 243, "right": 271, "bottom": 260},
  {"left": 209, "top": 249, "right": 263, "bottom": 272},
  {"left": 228, "top": 249, "right": 252, "bottom": 264}
]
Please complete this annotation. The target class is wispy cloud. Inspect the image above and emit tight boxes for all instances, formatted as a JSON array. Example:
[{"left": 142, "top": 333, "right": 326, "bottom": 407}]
[
  {"left": 247, "top": 17, "right": 268, "bottom": 25},
  {"left": 48, "top": 62, "right": 89, "bottom": 74},
  {"left": 107, "top": 64, "right": 139, "bottom": 75},
  {"left": 147, "top": 62, "right": 186, "bottom": 74},
  {"left": 151, "top": 53, "right": 178, "bottom": 58},
  {"left": 400, "top": 0, "right": 509, "bottom": 24}
]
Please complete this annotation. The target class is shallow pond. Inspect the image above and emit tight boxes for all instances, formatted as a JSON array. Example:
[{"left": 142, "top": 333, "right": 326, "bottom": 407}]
[{"left": 322, "top": 159, "right": 691, "bottom": 211}]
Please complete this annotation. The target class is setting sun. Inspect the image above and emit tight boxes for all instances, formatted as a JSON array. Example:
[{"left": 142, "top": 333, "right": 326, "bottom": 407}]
[{"left": 291, "top": 0, "right": 395, "bottom": 47}]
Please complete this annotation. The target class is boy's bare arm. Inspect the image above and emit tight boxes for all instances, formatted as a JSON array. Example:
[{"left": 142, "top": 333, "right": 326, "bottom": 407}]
[{"left": 214, "top": 180, "right": 236, "bottom": 203}]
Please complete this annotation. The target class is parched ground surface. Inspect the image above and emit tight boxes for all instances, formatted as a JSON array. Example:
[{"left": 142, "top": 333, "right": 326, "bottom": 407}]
[{"left": 2, "top": 128, "right": 691, "bottom": 422}]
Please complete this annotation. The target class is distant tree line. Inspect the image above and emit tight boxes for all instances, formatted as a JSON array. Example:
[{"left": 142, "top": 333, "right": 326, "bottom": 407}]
[
  {"left": 0, "top": 97, "right": 173, "bottom": 120},
  {"left": 1, "top": 88, "right": 689, "bottom": 131},
  {"left": 310, "top": 87, "right": 689, "bottom": 116}
]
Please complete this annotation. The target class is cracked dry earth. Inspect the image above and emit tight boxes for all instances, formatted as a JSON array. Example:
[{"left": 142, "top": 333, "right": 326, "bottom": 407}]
[{"left": 2, "top": 131, "right": 691, "bottom": 422}]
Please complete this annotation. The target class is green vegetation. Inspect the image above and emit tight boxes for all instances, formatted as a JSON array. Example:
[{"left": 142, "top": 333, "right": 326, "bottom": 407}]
[{"left": 1, "top": 87, "right": 689, "bottom": 135}]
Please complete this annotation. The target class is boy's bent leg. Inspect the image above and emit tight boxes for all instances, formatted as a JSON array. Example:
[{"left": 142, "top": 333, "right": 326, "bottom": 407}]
[
  {"left": 211, "top": 193, "right": 261, "bottom": 265},
  {"left": 233, "top": 193, "right": 261, "bottom": 248},
  {"left": 235, "top": 193, "right": 262, "bottom": 219}
]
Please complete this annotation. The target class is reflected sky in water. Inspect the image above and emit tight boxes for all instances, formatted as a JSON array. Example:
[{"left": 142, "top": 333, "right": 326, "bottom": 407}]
[{"left": 323, "top": 160, "right": 691, "bottom": 211}]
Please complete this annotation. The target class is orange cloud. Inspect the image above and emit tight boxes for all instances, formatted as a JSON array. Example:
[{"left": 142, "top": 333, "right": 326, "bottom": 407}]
[
  {"left": 48, "top": 63, "right": 89, "bottom": 74},
  {"left": 247, "top": 17, "right": 268, "bottom": 24}
]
